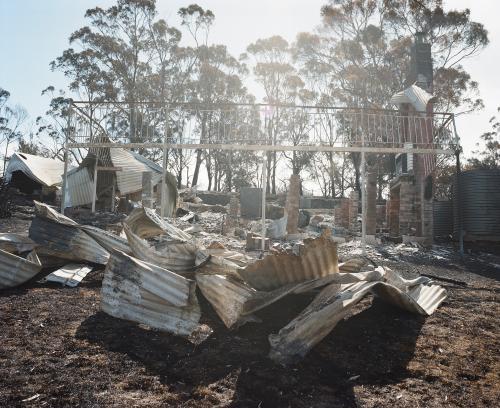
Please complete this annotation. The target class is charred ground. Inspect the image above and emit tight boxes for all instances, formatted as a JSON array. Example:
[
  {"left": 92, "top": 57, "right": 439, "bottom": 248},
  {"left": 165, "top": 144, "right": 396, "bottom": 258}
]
[{"left": 0, "top": 215, "right": 498, "bottom": 408}]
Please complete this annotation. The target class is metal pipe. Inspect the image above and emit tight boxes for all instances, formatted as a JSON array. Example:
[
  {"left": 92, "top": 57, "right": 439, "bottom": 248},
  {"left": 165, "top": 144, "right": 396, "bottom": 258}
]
[
  {"left": 261, "top": 151, "right": 267, "bottom": 253},
  {"left": 91, "top": 155, "right": 98, "bottom": 213},
  {"left": 60, "top": 143, "right": 69, "bottom": 214},
  {"left": 451, "top": 115, "right": 464, "bottom": 256},
  {"left": 161, "top": 108, "right": 168, "bottom": 218},
  {"left": 361, "top": 150, "right": 366, "bottom": 254}
]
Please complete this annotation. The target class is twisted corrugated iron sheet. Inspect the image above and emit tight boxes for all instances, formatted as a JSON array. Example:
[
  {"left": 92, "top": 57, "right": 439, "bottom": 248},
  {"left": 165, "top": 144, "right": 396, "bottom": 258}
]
[
  {"left": 269, "top": 270, "right": 447, "bottom": 365},
  {"left": 0, "top": 249, "right": 42, "bottom": 289},
  {"left": 79, "top": 225, "right": 132, "bottom": 255},
  {"left": 29, "top": 217, "right": 109, "bottom": 265},
  {"left": 124, "top": 224, "right": 197, "bottom": 274},
  {"left": 5, "top": 152, "right": 66, "bottom": 187},
  {"left": 0, "top": 233, "right": 37, "bottom": 254},
  {"left": 101, "top": 250, "right": 211, "bottom": 343},
  {"left": 239, "top": 235, "right": 339, "bottom": 291}
]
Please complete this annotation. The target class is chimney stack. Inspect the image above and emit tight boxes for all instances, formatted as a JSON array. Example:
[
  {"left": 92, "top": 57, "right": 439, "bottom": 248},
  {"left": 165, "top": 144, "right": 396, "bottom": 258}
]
[{"left": 408, "top": 32, "right": 433, "bottom": 92}]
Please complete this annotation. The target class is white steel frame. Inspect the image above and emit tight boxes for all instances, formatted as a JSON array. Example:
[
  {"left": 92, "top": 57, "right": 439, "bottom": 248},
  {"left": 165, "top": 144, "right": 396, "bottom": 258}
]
[{"left": 62, "top": 101, "right": 459, "bottom": 251}]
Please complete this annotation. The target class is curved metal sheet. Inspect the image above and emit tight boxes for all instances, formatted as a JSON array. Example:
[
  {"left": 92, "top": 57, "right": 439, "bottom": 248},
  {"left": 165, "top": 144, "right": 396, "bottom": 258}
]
[
  {"left": 239, "top": 235, "right": 339, "bottom": 291},
  {"left": 110, "top": 148, "right": 162, "bottom": 195},
  {"left": 124, "top": 206, "right": 192, "bottom": 240},
  {"left": 5, "top": 152, "right": 66, "bottom": 187},
  {"left": 269, "top": 274, "right": 447, "bottom": 365},
  {"left": 124, "top": 224, "right": 197, "bottom": 274},
  {"left": 29, "top": 217, "right": 109, "bottom": 265},
  {"left": 79, "top": 225, "right": 132, "bottom": 255},
  {"left": 65, "top": 166, "right": 94, "bottom": 207},
  {"left": 101, "top": 250, "right": 211, "bottom": 343},
  {"left": 0, "top": 249, "right": 42, "bottom": 289},
  {"left": 0, "top": 233, "right": 37, "bottom": 254}
]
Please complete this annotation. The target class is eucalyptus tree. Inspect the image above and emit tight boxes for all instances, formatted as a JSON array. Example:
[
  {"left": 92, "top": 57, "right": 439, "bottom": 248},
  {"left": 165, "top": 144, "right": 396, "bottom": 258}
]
[{"left": 295, "top": 0, "right": 489, "bottom": 196}]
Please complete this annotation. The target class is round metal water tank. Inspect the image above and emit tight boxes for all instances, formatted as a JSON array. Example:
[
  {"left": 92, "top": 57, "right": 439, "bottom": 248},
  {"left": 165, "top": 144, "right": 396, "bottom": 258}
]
[
  {"left": 433, "top": 200, "right": 453, "bottom": 238},
  {"left": 454, "top": 169, "right": 500, "bottom": 241}
]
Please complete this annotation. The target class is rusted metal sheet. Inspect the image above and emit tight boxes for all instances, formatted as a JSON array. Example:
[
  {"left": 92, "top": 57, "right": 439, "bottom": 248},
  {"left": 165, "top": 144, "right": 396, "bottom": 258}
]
[
  {"left": 0, "top": 233, "right": 37, "bottom": 254},
  {"left": 44, "top": 264, "right": 93, "bottom": 287},
  {"left": 0, "top": 249, "right": 42, "bottom": 289},
  {"left": 79, "top": 225, "right": 132, "bottom": 255},
  {"left": 239, "top": 235, "right": 339, "bottom": 291},
  {"left": 268, "top": 269, "right": 447, "bottom": 365},
  {"left": 29, "top": 217, "right": 109, "bottom": 265},
  {"left": 101, "top": 250, "right": 211, "bottom": 343},
  {"left": 124, "top": 224, "right": 197, "bottom": 274}
]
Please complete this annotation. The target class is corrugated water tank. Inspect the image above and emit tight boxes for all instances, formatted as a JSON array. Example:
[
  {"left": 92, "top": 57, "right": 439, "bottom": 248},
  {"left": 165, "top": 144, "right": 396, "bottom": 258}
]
[
  {"left": 453, "top": 169, "right": 500, "bottom": 241},
  {"left": 433, "top": 200, "right": 453, "bottom": 238}
]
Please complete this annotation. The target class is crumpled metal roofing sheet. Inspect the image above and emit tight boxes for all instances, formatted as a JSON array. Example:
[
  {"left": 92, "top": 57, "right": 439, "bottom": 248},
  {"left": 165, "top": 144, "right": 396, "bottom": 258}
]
[
  {"left": 29, "top": 217, "right": 109, "bottom": 265},
  {"left": 124, "top": 224, "right": 197, "bottom": 274},
  {"left": 125, "top": 206, "right": 192, "bottom": 240},
  {"left": 0, "top": 249, "right": 42, "bottom": 289},
  {"left": 34, "top": 201, "right": 78, "bottom": 226},
  {"left": 44, "top": 263, "right": 93, "bottom": 287},
  {"left": 5, "top": 152, "right": 67, "bottom": 187},
  {"left": 268, "top": 271, "right": 447, "bottom": 365},
  {"left": 110, "top": 148, "right": 162, "bottom": 195},
  {"left": 0, "top": 233, "right": 37, "bottom": 254},
  {"left": 101, "top": 250, "right": 211, "bottom": 343},
  {"left": 239, "top": 235, "right": 339, "bottom": 291},
  {"left": 79, "top": 225, "right": 132, "bottom": 255},
  {"left": 65, "top": 166, "right": 94, "bottom": 207},
  {"left": 197, "top": 266, "right": 386, "bottom": 329}
]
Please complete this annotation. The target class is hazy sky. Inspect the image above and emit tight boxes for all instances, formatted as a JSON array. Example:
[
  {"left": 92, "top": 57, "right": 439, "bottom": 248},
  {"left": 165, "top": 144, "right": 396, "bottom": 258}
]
[{"left": 1, "top": 0, "right": 498, "bottom": 157}]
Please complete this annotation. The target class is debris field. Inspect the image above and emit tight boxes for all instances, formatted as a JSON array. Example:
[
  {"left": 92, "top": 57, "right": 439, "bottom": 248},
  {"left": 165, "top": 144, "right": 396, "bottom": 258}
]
[{"left": 0, "top": 198, "right": 498, "bottom": 407}]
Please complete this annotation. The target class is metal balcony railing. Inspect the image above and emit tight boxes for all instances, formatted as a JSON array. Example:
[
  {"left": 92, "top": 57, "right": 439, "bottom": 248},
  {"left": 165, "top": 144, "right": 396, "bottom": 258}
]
[{"left": 68, "top": 101, "right": 458, "bottom": 154}]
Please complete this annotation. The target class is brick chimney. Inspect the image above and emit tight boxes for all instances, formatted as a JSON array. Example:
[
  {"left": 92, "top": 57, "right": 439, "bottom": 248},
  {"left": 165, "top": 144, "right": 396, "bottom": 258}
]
[{"left": 408, "top": 32, "right": 433, "bottom": 92}]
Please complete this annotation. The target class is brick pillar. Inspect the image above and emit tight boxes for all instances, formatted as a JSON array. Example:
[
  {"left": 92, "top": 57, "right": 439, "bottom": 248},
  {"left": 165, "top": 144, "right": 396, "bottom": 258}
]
[
  {"left": 399, "top": 178, "right": 416, "bottom": 236},
  {"left": 388, "top": 186, "right": 400, "bottom": 237},
  {"left": 286, "top": 175, "right": 300, "bottom": 234},
  {"left": 366, "top": 171, "right": 377, "bottom": 235},
  {"left": 334, "top": 198, "right": 350, "bottom": 229},
  {"left": 142, "top": 172, "right": 153, "bottom": 208},
  {"left": 349, "top": 190, "right": 359, "bottom": 233}
]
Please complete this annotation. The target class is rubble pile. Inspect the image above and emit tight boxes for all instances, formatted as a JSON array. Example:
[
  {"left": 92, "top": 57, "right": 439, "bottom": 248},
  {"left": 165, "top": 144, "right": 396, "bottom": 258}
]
[{"left": 0, "top": 199, "right": 449, "bottom": 365}]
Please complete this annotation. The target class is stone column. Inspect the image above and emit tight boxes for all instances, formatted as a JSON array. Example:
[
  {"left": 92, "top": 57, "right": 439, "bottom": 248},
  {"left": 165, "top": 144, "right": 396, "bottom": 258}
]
[
  {"left": 285, "top": 175, "right": 300, "bottom": 234},
  {"left": 142, "top": 172, "right": 153, "bottom": 209}
]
